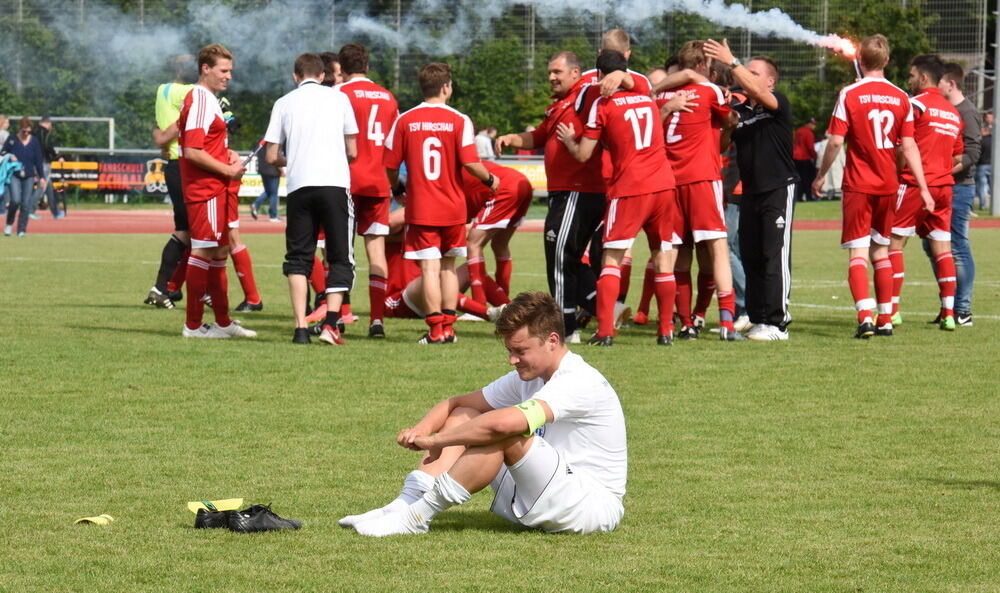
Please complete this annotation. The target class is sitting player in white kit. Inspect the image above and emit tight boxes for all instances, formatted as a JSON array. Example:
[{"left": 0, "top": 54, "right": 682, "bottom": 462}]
[{"left": 340, "top": 291, "right": 628, "bottom": 536}]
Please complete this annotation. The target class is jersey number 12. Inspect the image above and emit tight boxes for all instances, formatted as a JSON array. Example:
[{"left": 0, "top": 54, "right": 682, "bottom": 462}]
[{"left": 867, "top": 109, "right": 896, "bottom": 149}]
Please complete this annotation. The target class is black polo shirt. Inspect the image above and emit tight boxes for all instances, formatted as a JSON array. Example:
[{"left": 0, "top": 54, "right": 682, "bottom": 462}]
[{"left": 731, "top": 90, "right": 798, "bottom": 194}]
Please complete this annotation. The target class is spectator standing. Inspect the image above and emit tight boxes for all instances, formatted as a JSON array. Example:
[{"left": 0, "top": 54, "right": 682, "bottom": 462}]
[
  {"left": 33, "top": 116, "right": 65, "bottom": 218},
  {"left": 250, "top": 146, "right": 282, "bottom": 222},
  {"left": 975, "top": 113, "right": 992, "bottom": 211},
  {"left": 475, "top": 126, "right": 497, "bottom": 160},
  {"left": 792, "top": 117, "right": 817, "bottom": 202},
  {"left": 2, "top": 117, "right": 45, "bottom": 237},
  {"left": 0, "top": 114, "right": 10, "bottom": 147}
]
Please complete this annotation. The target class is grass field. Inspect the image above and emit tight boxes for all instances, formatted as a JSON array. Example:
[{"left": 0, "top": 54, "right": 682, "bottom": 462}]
[{"left": 2, "top": 223, "right": 998, "bottom": 593}]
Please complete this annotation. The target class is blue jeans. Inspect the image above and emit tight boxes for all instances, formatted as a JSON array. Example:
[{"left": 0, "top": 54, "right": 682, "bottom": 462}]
[
  {"left": 924, "top": 183, "right": 975, "bottom": 313},
  {"left": 5, "top": 175, "right": 38, "bottom": 233},
  {"left": 975, "top": 164, "right": 991, "bottom": 210},
  {"left": 252, "top": 174, "right": 280, "bottom": 219},
  {"left": 725, "top": 201, "right": 746, "bottom": 316}
]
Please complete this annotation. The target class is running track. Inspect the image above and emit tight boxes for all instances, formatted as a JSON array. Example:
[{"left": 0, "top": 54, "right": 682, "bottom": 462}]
[{"left": 15, "top": 209, "right": 1000, "bottom": 234}]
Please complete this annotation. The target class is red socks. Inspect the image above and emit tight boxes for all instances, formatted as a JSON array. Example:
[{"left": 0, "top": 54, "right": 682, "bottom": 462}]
[
  {"left": 889, "top": 249, "right": 904, "bottom": 316},
  {"left": 495, "top": 255, "right": 512, "bottom": 295},
  {"left": 442, "top": 309, "right": 457, "bottom": 340},
  {"left": 618, "top": 256, "right": 633, "bottom": 302},
  {"left": 693, "top": 271, "right": 715, "bottom": 319},
  {"left": 309, "top": 254, "right": 326, "bottom": 294},
  {"left": 168, "top": 248, "right": 190, "bottom": 293},
  {"left": 848, "top": 257, "right": 873, "bottom": 323},
  {"left": 873, "top": 257, "right": 893, "bottom": 325},
  {"left": 596, "top": 266, "right": 621, "bottom": 338},
  {"left": 425, "top": 312, "right": 444, "bottom": 341},
  {"left": 717, "top": 290, "right": 735, "bottom": 331},
  {"left": 637, "top": 260, "right": 655, "bottom": 316},
  {"left": 468, "top": 256, "right": 488, "bottom": 304},
  {"left": 483, "top": 276, "right": 511, "bottom": 306},
  {"left": 230, "top": 244, "right": 260, "bottom": 305},
  {"left": 457, "top": 294, "right": 489, "bottom": 319},
  {"left": 935, "top": 251, "right": 956, "bottom": 318},
  {"left": 653, "top": 273, "right": 676, "bottom": 336},
  {"left": 185, "top": 255, "right": 210, "bottom": 330},
  {"left": 674, "top": 270, "right": 693, "bottom": 327},
  {"left": 369, "top": 275, "right": 387, "bottom": 324},
  {"left": 209, "top": 259, "right": 232, "bottom": 327}
]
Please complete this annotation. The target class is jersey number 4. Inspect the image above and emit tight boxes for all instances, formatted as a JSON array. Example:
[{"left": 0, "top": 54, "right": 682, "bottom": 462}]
[
  {"left": 624, "top": 107, "right": 655, "bottom": 150},
  {"left": 867, "top": 109, "right": 896, "bottom": 149},
  {"left": 368, "top": 105, "right": 385, "bottom": 147}
]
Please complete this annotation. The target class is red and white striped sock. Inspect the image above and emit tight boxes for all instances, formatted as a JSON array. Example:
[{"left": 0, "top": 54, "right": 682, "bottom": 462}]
[
  {"left": 457, "top": 294, "right": 488, "bottom": 319},
  {"left": 184, "top": 255, "right": 210, "bottom": 330},
  {"left": 209, "top": 259, "right": 232, "bottom": 327},
  {"left": 230, "top": 244, "right": 260, "bottom": 304},
  {"left": 468, "top": 256, "right": 488, "bottom": 304},
  {"left": 717, "top": 290, "right": 735, "bottom": 331},
  {"left": 888, "top": 249, "right": 904, "bottom": 316},
  {"left": 693, "top": 271, "right": 715, "bottom": 319},
  {"left": 495, "top": 255, "right": 512, "bottom": 295},
  {"left": 596, "top": 266, "right": 621, "bottom": 338},
  {"left": 873, "top": 257, "right": 894, "bottom": 326},
  {"left": 653, "top": 273, "right": 676, "bottom": 336},
  {"left": 848, "top": 257, "right": 873, "bottom": 323},
  {"left": 369, "top": 274, "right": 387, "bottom": 324},
  {"left": 935, "top": 251, "right": 957, "bottom": 318}
]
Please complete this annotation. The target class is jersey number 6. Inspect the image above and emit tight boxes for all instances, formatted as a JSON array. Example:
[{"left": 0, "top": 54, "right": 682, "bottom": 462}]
[{"left": 423, "top": 137, "right": 442, "bottom": 180}]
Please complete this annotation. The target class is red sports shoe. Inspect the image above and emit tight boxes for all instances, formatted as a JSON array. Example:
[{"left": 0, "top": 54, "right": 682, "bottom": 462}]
[
  {"left": 319, "top": 324, "right": 345, "bottom": 345},
  {"left": 632, "top": 311, "right": 649, "bottom": 325}
]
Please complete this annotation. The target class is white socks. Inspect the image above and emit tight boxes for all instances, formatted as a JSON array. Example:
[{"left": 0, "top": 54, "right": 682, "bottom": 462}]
[
  {"left": 353, "top": 472, "right": 472, "bottom": 537},
  {"left": 338, "top": 470, "right": 435, "bottom": 528}
]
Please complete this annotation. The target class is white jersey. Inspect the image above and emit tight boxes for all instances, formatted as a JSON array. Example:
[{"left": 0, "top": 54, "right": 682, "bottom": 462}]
[
  {"left": 263, "top": 78, "right": 359, "bottom": 193},
  {"left": 482, "top": 351, "right": 627, "bottom": 499}
]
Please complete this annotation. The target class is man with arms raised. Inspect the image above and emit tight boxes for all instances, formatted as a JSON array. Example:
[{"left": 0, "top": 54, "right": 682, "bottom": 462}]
[
  {"left": 383, "top": 63, "right": 498, "bottom": 344},
  {"left": 264, "top": 52, "right": 358, "bottom": 345},
  {"left": 812, "top": 34, "right": 932, "bottom": 338},
  {"left": 888, "top": 54, "right": 963, "bottom": 330},
  {"left": 177, "top": 44, "right": 255, "bottom": 339},
  {"left": 340, "top": 291, "right": 626, "bottom": 536},
  {"left": 336, "top": 43, "right": 399, "bottom": 339},
  {"left": 558, "top": 50, "right": 677, "bottom": 347}
]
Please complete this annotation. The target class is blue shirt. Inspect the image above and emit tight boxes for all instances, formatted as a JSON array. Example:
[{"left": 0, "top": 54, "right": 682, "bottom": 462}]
[{"left": 1, "top": 134, "right": 44, "bottom": 178}]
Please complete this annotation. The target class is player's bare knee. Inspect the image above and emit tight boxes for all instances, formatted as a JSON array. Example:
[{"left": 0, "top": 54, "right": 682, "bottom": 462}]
[
  {"left": 502, "top": 435, "right": 535, "bottom": 466},
  {"left": 445, "top": 406, "right": 482, "bottom": 427}
]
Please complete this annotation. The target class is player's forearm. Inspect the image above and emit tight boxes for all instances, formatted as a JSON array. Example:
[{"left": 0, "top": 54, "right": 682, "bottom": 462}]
[
  {"left": 345, "top": 135, "right": 358, "bottom": 162},
  {"left": 183, "top": 147, "right": 230, "bottom": 177},
  {"left": 152, "top": 123, "right": 179, "bottom": 148},
  {"left": 901, "top": 140, "right": 929, "bottom": 191},
  {"left": 463, "top": 161, "right": 491, "bottom": 183},
  {"left": 651, "top": 68, "right": 703, "bottom": 94},
  {"left": 430, "top": 408, "right": 526, "bottom": 449},
  {"left": 731, "top": 67, "right": 777, "bottom": 111},
  {"left": 265, "top": 143, "right": 286, "bottom": 167},
  {"left": 816, "top": 137, "right": 843, "bottom": 179}
]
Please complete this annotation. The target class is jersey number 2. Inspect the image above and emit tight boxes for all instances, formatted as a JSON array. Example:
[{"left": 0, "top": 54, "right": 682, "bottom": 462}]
[
  {"left": 624, "top": 107, "right": 654, "bottom": 150},
  {"left": 867, "top": 109, "right": 896, "bottom": 149},
  {"left": 423, "top": 137, "right": 442, "bottom": 180}
]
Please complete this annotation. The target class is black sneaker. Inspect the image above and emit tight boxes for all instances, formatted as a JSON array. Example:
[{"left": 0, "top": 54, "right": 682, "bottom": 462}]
[
  {"left": 250, "top": 204, "right": 259, "bottom": 220},
  {"left": 292, "top": 327, "right": 311, "bottom": 344},
  {"left": 927, "top": 313, "right": 942, "bottom": 325},
  {"left": 587, "top": 334, "right": 613, "bottom": 347},
  {"left": 656, "top": 334, "right": 673, "bottom": 346},
  {"left": 234, "top": 300, "right": 264, "bottom": 312},
  {"left": 678, "top": 325, "right": 699, "bottom": 340},
  {"left": 875, "top": 323, "right": 893, "bottom": 337},
  {"left": 855, "top": 321, "right": 875, "bottom": 339},
  {"left": 307, "top": 324, "right": 324, "bottom": 336},
  {"left": 228, "top": 504, "right": 301, "bottom": 533},
  {"left": 194, "top": 508, "right": 230, "bottom": 529},
  {"left": 956, "top": 312, "right": 973, "bottom": 327},
  {"left": 417, "top": 332, "right": 445, "bottom": 344},
  {"left": 368, "top": 322, "right": 385, "bottom": 339},
  {"left": 167, "top": 289, "right": 183, "bottom": 303},
  {"left": 144, "top": 288, "right": 175, "bottom": 309}
]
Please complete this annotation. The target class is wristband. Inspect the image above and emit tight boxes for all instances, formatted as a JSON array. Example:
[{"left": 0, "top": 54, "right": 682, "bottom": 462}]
[{"left": 481, "top": 173, "right": 495, "bottom": 188}]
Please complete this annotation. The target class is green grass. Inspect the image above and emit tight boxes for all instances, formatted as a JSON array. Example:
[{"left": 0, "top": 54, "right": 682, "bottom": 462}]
[{"left": 1, "top": 226, "right": 998, "bottom": 592}]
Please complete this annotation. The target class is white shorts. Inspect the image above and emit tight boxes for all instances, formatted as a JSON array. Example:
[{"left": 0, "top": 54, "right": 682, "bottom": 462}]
[{"left": 489, "top": 437, "right": 623, "bottom": 534}]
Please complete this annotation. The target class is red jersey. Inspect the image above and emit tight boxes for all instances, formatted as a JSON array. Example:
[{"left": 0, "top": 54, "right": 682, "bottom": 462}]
[
  {"left": 657, "top": 82, "right": 730, "bottom": 185},
  {"left": 900, "top": 87, "right": 963, "bottom": 187},
  {"left": 178, "top": 85, "right": 230, "bottom": 203},
  {"left": 827, "top": 77, "right": 914, "bottom": 195},
  {"left": 580, "top": 69, "right": 652, "bottom": 95},
  {"left": 338, "top": 77, "right": 398, "bottom": 198},
  {"left": 584, "top": 90, "right": 674, "bottom": 199},
  {"left": 383, "top": 102, "right": 479, "bottom": 226},
  {"left": 792, "top": 125, "right": 817, "bottom": 161},
  {"left": 530, "top": 78, "right": 605, "bottom": 193},
  {"left": 461, "top": 160, "right": 527, "bottom": 218}
]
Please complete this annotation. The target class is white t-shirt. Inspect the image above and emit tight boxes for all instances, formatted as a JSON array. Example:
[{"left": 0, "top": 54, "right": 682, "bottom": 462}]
[
  {"left": 263, "top": 79, "right": 359, "bottom": 193},
  {"left": 482, "top": 351, "right": 628, "bottom": 499},
  {"left": 474, "top": 132, "right": 495, "bottom": 160}
]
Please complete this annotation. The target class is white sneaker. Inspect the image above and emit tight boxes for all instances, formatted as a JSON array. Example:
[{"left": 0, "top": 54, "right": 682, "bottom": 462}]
[
  {"left": 613, "top": 302, "right": 632, "bottom": 329},
  {"left": 693, "top": 315, "right": 706, "bottom": 329},
  {"left": 3, "top": 225, "right": 10, "bottom": 236},
  {"left": 746, "top": 324, "right": 788, "bottom": 341},
  {"left": 213, "top": 321, "right": 257, "bottom": 338},
  {"left": 487, "top": 303, "right": 507, "bottom": 322},
  {"left": 734, "top": 315, "right": 752, "bottom": 332},
  {"left": 566, "top": 329, "right": 582, "bottom": 344},
  {"left": 182, "top": 323, "right": 230, "bottom": 338}
]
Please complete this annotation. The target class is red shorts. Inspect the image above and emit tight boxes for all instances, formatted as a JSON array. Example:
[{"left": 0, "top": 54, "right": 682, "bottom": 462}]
[
  {"left": 186, "top": 196, "right": 234, "bottom": 249},
  {"left": 226, "top": 184, "right": 240, "bottom": 229},
  {"left": 386, "top": 243, "right": 421, "bottom": 294},
  {"left": 841, "top": 190, "right": 895, "bottom": 248},
  {"left": 603, "top": 189, "right": 675, "bottom": 252},
  {"left": 474, "top": 178, "right": 533, "bottom": 230},
  {"left": 892, "top": 185, "right": 951, "bottom": 241},
  {"left": 353, "top": 195, "right": 390, "bottom": 236},
  {"left": 674, "top": 180, "right": 726, "bottom": 243},
  {"left": 384, "top": 290, "right": 421, "bottom": 318},
  {"left": 403, "top": 223, "right": 467, "bottom": 259}
]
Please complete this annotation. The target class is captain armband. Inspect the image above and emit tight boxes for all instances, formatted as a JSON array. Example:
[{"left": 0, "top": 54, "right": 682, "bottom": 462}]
[{"left": 514, "top": 399, "right": 547, "bottom": 437}]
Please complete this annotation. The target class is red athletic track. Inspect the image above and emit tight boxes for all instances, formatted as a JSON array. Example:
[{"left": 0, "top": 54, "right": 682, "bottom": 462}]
[{"left": 16, "top": 209, "right": 1000, "bottom": 234}]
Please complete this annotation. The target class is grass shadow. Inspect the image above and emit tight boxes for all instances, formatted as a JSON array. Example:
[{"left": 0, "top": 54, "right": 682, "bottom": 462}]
[
  {"left": 430, "top": 511, "right": 528, "bottom": 534},
  {"left": 919, "top": 477, "right": 1000, "bottom": 491}
]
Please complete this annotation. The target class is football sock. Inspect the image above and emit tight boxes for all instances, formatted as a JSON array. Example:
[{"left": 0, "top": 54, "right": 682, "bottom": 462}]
[
  {"left": 483, "top": 275, "right": 511, "bottom": 306},
  {"left": 935, "top": 251, "right": 957, "bottom": 318},
  {"left": 442, "top": 309, "right": 457, "bottom": 339},
  {"left": 230, "top": 244, "right": 261, "bottom": 304},
  {"left": 184, "top": 255, "right": 210, "bottom": 330},
  {"left": 693, "top": 271, "right": 716, "bottom": 319},
  {"left": 468, "top": 256, "right": 488, "bottom": 304},
  {"left": 889, "top": 249, "right": 904, "bottom": 315},
  {"left": 324, "top": 296, "right": 342, "bottom": 330},
  {"left": 408, "top": 472, "right": 471, "bottom": 524},
  {"left": 208, "top": 259, "right": 232, "bottom": 327},
  {"left": 309, "top": 254, "right": 326, "bottom": 294},
  {"left": 338, "top": 470, "right": 435, "bottom": 528},
  {"left": 369, "top": 274, "right": 387, "bottom": 324},
  {"left": 340, "top": 293, "right": 353, "bottom": 320},
  {"left": 457, "top": 294, "right": 488, "bottom": 319},
  {"left": 495, "top": 255, "right": 512, "bottom": 295},
  {"left": 637, "top": 260, "right": 655, "bottom": 316},
  {"left": 653, "top": 273, "right": 676, "bottom": 336},
  {"left": 674, "top": 270, "right": 693, "bottom": 326},
  {"left": 167, "top": 247, "right": 190, "bottom": 292},
  {"left": 873, "top": 257, "right": 893, "bottom": 326},
  {"left": 425, "top": 312, "right": 444, "bottom": 341},
  {"left": 155, "top": 234, "right": 187, "bottom": 293},
  {"left": 618, "top": 256, "right": 633, "bottom": 302},
  {"left": 717, "top": 290, "right": 735, "bottom": 331},
  {"left": 596, "top": 266, "right": 621, "bottom": 338},
  {"left": 848, "top": 257, "right": 874, "bottom": 323}
]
